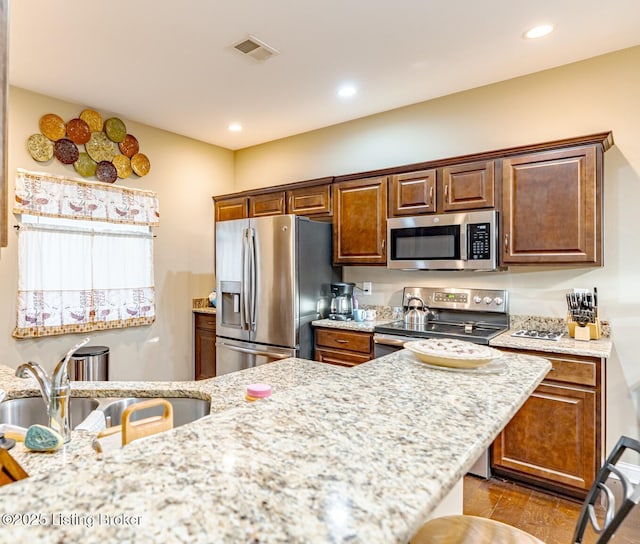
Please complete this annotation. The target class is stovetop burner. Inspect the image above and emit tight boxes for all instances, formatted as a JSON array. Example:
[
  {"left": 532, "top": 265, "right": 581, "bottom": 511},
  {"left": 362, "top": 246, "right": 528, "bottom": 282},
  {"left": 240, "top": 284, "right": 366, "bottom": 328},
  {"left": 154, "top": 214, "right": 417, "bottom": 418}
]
[
  {"left": 373, "top": 286, "right": 510, "bottom": 346},
  {"left": 374, "top": 320, "right": 508, "bottom": 344},
  {"left": 511, "top": 329, "right": 563, "bottom": 341}
]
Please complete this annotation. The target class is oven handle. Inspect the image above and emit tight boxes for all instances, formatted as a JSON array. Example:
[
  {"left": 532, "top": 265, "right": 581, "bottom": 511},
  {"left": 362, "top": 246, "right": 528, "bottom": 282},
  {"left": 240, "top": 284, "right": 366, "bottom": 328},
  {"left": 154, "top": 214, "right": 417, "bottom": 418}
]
[{"left": 373, "top": 334, "right": 408, "bottom": 347}]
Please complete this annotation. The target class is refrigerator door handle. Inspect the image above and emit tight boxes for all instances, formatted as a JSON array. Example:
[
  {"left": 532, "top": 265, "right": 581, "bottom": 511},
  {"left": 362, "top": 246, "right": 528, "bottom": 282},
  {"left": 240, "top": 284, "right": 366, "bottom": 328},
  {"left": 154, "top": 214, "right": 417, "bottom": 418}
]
[
  {"left": 247, "top": 227, "right": 257, "bottom": 331},
  {"left": 241, "top": 228, "right": 250, "bottom": 331},
  {"left": 216, "top": 342, "right": 291, "bottom": 360}
]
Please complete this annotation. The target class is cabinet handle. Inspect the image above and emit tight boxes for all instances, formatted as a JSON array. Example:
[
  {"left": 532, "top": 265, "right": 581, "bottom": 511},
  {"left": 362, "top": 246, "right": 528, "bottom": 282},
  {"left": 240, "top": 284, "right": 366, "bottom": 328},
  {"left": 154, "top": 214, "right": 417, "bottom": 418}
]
[
  {"left": 429, "top": 185, "right": 434, "bottom": 203},
  {"left": 504, "top": 234, "right": 509, "bottom": 252},
  {"left": 444, "top": 183, "right": 449, "bottom": 201},
  {"left": 335, "top": 339, "right": 349, "bottom": 344}
]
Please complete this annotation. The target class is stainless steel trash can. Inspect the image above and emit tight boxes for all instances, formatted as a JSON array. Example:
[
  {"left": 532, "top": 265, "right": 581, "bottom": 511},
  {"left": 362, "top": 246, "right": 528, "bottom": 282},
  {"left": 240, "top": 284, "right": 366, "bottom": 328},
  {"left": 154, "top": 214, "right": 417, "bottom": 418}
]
[{"left": 70, "top": 346, "right": 109, "bottom": 381}]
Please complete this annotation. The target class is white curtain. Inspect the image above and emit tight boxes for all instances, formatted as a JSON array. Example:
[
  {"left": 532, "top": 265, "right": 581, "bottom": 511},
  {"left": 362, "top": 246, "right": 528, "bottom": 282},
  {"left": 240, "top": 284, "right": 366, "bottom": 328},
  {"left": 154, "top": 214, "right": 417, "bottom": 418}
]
[{"left": 13, "top": 170, "right": 158, "bottom": 338}]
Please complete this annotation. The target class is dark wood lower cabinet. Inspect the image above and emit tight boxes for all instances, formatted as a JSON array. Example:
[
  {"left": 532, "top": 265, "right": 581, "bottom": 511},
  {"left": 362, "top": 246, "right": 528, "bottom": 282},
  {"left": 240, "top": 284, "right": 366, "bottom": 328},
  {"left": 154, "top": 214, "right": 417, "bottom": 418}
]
[
  {"left": 491, "top": 349, "right": 604, "bottom": 499},
  {"left": 314, "top": 327, "right": 374, "bottom": 367},
  {"left": 194, "top": 313, "right": 216, "bottom": 380}
]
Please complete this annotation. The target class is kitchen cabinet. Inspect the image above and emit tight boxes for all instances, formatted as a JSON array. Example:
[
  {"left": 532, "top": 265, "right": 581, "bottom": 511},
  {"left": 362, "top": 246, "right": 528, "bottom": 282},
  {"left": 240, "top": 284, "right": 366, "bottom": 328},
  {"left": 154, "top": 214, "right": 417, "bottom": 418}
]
[
  {"left": 249, "top": 191, "right": 285, "bottom": 217},
  {"left": 389, "top": 169, "right": 436, "bottom": 216},
  {"left": 333, "top": 176, "right": 387, "bottom": 265},
  {"left": 492, "top": 349, "right": 604, "bottom": 498},
  {"left": 286, "top": 183, "right": 332, "bottom": 217},
  {"left": 314, "top": 327, "right": 374, "bottom": 367},
  {"left": 502, "top": 145, "right": 603, "bottom": 265},
  {"left": 214, "top": 196, "right": 248, "bottom": 222},
  {"left": 441, "top": 160, "right": 495, "bottom": 211},
  {"left": 194, "top": 313, "right": 216, "bottom": 380}
]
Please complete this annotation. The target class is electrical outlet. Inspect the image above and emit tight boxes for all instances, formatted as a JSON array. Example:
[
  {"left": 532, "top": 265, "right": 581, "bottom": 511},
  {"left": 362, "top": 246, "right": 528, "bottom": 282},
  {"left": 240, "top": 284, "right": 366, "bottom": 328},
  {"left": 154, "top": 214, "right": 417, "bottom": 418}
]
[{"left": 362, "top": 282, "right": 372, "bottom": 295}]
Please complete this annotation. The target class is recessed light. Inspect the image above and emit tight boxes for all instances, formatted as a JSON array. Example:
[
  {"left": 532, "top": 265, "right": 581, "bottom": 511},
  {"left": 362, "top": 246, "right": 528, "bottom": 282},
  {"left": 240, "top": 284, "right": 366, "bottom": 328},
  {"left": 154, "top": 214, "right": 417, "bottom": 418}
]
[
  {"left": 524, "top": 24, "right": 554, "bottom": 39},
  {"left": 337, "top": 85, "right": 357, "bottom": 98},
  {"left": 228, "top": 123, "right": 243, "bottom": 132}
]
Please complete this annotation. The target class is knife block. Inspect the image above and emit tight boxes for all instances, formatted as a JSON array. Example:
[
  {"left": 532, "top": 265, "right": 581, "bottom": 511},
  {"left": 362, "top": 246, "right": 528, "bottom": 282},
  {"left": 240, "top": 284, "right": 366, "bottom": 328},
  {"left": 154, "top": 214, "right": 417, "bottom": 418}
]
[{"left": 567, "top": 313, "right": 601, "bottom": 341}]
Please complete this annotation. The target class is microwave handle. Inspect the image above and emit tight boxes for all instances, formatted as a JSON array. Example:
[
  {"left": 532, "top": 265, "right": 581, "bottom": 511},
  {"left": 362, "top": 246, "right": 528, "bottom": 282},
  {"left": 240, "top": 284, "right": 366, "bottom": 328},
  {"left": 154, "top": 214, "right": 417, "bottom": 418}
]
[{"left": 461, "top": 224, "right": 468, "bottom": 261}]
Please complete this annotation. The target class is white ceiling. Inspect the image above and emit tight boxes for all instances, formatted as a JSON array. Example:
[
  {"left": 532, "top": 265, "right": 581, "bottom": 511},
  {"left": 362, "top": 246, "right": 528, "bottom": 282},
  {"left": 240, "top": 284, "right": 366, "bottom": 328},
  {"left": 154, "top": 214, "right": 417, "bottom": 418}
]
[{"left": 9, "top": 1, "right": 640, "bottom": 150}]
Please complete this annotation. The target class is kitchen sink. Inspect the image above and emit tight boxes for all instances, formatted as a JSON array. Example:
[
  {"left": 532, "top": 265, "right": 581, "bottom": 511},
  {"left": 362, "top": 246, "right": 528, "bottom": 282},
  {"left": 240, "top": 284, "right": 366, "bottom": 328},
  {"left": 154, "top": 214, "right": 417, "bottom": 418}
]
[
  {"left": 0, "top": 397, "right": 99, "bottom": 429},
  {"left": 99, "top": 397, "right": 211, "bottom": 429}
]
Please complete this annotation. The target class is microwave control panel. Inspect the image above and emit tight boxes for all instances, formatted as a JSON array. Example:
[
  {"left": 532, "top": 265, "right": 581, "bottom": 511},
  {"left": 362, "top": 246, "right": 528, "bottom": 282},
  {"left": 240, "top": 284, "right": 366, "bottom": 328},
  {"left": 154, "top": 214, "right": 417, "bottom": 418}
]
[{"left": 468, "top": 223, "right": 491, "bottom": 260}]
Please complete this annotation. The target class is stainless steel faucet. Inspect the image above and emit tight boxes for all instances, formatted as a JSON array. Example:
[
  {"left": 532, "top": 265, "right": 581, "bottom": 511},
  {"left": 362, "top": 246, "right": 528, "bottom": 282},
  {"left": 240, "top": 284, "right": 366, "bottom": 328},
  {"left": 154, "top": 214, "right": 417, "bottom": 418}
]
[{"left": 15, "top": 337, "right": 90, "bottom": 443}]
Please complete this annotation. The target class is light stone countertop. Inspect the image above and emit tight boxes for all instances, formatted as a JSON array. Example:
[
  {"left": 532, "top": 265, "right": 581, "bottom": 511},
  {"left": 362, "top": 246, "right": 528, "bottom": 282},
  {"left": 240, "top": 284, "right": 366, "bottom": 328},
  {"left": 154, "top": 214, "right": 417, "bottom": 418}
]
[
  {"left": 0, "top": 352, "right": 550, "bottom": 543},
  {"left": 192, "top": 307, "right": 216, "bottom": 315},
  {"left": 311, "top": 318, "right": 388, "bottom": 332},
  {"left": 490, "top": 330, "right": 613, "bottom": 358}
]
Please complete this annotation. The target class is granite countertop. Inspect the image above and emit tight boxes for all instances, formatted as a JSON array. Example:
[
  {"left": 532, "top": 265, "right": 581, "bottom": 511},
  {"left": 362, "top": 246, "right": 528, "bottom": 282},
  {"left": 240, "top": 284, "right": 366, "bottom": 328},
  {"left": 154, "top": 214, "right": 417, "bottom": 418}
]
[
  {"left": 193, "top": 307, "right": 216, "bottom": 315},
  {"left": 0, "top": 352, "right": 549, "bottom": 542},
  {"left": 490, "top": 330, "right": 613, "bottom": 358},
  {"left": 311, "top": 318, "right": 388, "bottom": 333},
  {"left": 313, "top": 316, "right": 613, "bottom": 359}
]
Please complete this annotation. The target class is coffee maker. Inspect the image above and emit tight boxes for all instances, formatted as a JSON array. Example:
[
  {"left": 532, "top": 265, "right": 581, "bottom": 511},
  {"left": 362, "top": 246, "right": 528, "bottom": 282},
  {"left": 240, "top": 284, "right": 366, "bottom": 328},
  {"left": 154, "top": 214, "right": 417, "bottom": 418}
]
[{"left": 329, "top": 282, "right": 355, "bottom": 321}]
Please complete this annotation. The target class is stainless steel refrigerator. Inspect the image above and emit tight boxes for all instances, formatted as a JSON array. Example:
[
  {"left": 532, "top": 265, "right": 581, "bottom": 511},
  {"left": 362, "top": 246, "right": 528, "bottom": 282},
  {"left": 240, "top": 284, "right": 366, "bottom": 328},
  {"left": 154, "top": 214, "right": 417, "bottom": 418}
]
[{"left": 215, "top": 214, "right": 338, "bottom": 375}]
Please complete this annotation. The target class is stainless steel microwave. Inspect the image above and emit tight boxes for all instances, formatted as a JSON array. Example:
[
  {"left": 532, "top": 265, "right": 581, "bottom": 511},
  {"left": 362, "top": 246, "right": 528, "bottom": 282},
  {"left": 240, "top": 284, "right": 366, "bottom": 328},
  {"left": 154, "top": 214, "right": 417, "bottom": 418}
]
[{"left": 387, "top": 210, "right": 499, "bottom": 270}]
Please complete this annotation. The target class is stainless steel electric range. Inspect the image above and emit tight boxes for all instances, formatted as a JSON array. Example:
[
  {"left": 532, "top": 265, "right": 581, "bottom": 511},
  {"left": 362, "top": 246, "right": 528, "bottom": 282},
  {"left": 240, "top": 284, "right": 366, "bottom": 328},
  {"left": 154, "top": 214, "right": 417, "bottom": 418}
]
[{"left": 373, "top": 286, "right": 509, "bottom": 358}]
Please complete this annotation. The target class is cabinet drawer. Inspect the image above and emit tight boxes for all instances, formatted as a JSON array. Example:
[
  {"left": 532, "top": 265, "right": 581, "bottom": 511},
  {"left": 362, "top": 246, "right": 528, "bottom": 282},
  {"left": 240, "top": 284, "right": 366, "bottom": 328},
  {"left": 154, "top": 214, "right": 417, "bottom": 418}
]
[
  {"left": 545, "top": 356, "right": 597, "bottom": 387},
  {"left": 315, "top": 348, "right": 371, "bottom": 367},
  {"left": 195, "top": 313, "right": 216, "bottom": 332},
  {"left": 315, "top": 328, "right": 372, "bottom": 354}
]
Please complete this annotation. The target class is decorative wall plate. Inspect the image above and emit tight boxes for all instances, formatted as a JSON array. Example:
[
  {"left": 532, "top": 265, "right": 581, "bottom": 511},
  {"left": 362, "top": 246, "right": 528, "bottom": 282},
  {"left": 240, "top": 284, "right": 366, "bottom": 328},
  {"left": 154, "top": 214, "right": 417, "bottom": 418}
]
[
  {"left": 112, "top": 154, "right": 132, "bottom": 178},
  {"left": 39, "top": 113, "right": 66, "bottom": 141},
  {"left": 53, "top": 138, "right": 80, "bottom": 164},
  {"left": 118, "top": 134, "right": 139, "bottom": 157},
  {"left": 85, "top": 132, "right": 117, "bottom": 162},
  {"left": 105, "top": 117, "right": 127, "bottom": 143},
  {"left": 79, "top": 109, "right": 104, "bottom": 132},
  {"left": 74, "top": 152, "right": 98, "bottom": 177},
  {"left": 95, "top": 161, "right": 118, "bottom": 183},
  {"left": 131, "top": 153, "right": 150, "bottom": 176},
  {"left": 66, "top": 118, "right": 91, "bottom": 145},
  {"left": 27, "top": 133, "right": 54, "bottom": 162}
]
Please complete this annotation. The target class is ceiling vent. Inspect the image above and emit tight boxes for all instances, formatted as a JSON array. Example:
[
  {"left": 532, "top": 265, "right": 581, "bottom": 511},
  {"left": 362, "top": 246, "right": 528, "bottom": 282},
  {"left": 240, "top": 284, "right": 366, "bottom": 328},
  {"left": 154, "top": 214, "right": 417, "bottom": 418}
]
[{"left": 232, "top": 35, "right": 280, "bottom": 62}]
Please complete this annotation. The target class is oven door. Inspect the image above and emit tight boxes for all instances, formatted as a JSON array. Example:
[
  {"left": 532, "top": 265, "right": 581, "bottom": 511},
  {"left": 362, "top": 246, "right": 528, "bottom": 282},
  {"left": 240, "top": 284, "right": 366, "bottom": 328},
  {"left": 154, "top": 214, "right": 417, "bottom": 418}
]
[{"left": 373, "top": 333, "right": 410, "bottom": 358}]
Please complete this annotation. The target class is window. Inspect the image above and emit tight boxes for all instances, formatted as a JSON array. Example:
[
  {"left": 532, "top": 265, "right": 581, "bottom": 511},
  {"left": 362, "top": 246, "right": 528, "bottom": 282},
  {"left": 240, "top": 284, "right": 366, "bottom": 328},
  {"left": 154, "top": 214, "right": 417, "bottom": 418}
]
[{"left": 13, "top": 169, "right": 159, "bottom": 338}]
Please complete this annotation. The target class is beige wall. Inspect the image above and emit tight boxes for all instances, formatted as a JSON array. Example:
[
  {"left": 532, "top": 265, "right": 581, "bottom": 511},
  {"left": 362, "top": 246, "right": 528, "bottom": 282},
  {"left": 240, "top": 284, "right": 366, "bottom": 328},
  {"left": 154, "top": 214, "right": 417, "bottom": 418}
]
[
  {"left": 235, "top": 46, "right": 640, "bottom": 449},
  {"left": 0, "top": 87, "right": 234, "bottom": 380}
]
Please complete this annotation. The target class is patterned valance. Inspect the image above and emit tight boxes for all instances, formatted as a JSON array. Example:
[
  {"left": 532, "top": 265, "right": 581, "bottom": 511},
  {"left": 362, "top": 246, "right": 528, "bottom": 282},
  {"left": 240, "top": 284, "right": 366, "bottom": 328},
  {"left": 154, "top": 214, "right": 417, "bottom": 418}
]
[{"left": 14, "top": 169, "right": 159, "bottom": 226}]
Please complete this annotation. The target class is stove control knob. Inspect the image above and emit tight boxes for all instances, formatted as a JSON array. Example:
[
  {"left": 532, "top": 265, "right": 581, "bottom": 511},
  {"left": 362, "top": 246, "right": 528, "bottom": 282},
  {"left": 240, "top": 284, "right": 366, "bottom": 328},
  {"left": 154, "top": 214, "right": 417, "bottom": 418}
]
[
  {"left": 483, "top": 296, "right": 493, "bottom": 305},
  {"left": 493, "top": 297, "right": 504, "bottom": 306},
  {"left": 473, "top": 296, "right": 482, "bottom": 304}
]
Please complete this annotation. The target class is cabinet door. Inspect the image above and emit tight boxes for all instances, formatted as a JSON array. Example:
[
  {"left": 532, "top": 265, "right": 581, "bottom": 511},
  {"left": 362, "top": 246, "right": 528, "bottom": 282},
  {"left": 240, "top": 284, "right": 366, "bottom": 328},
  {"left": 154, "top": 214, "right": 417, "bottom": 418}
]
[
  {"left": 492, "top": 382, "right": 597, "bottom": 495},
  {"left": 215, "top": 197, "right": 248, "bottom": 222},
  {"left": 194, "top": 314, "right": 216, "bottom": 379},
  {"left": 249, "top": 192, "right": 286, "bottom": 217},
  {"left": 502, "top": 146, "right": 601, "bottom": 264},
  {"left": 333, "top": 177, "right": 387, "bottom": 265},
  {"left": 442, "top": 160, "right": 495, "bottom": 211},
  {"left": 286, "top": 184, "right": 332, "bottom": 216},
  {"left": 389, "top": 169, "right": 436, "bottom": 216}
]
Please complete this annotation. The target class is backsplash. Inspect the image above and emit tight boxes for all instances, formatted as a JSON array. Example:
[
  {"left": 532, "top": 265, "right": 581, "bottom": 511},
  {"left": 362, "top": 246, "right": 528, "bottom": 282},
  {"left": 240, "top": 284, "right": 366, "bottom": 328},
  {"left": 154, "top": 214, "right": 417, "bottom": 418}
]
[{"left": 511, "top": 314, "right": 611, "bottom": 338}]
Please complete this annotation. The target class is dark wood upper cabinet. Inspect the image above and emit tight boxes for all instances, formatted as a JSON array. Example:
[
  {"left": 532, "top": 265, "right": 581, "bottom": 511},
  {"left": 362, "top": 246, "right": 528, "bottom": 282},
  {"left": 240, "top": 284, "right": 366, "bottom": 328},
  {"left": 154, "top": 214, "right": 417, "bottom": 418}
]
[
  {"left": 249, "top": 191, "right": 286, "bottom": 217},
  {"left": 214, "top": 196, "right": 248, "bottom": 222},
  {"left": 286, "top": 183, "right": 332, "bottom": 216},
  {"left": 333, "top": 176, "right": 387, "bottom": 265},
  {"left": 442, "top": 160, "right": 495, "bottom": 211},
  {"left": 389, "top": 169, "right": 436, "bottom": 216},
  {"left": 502, "top": 145, "right": 602, "bottom": 265}
]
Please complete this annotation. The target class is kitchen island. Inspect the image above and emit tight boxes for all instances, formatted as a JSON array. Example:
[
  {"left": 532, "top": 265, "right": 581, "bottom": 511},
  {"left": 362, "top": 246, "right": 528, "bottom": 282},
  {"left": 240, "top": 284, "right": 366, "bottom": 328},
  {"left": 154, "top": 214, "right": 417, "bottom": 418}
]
[{"left": 0, "top": 350, "right": 549, "bottom": 543}]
